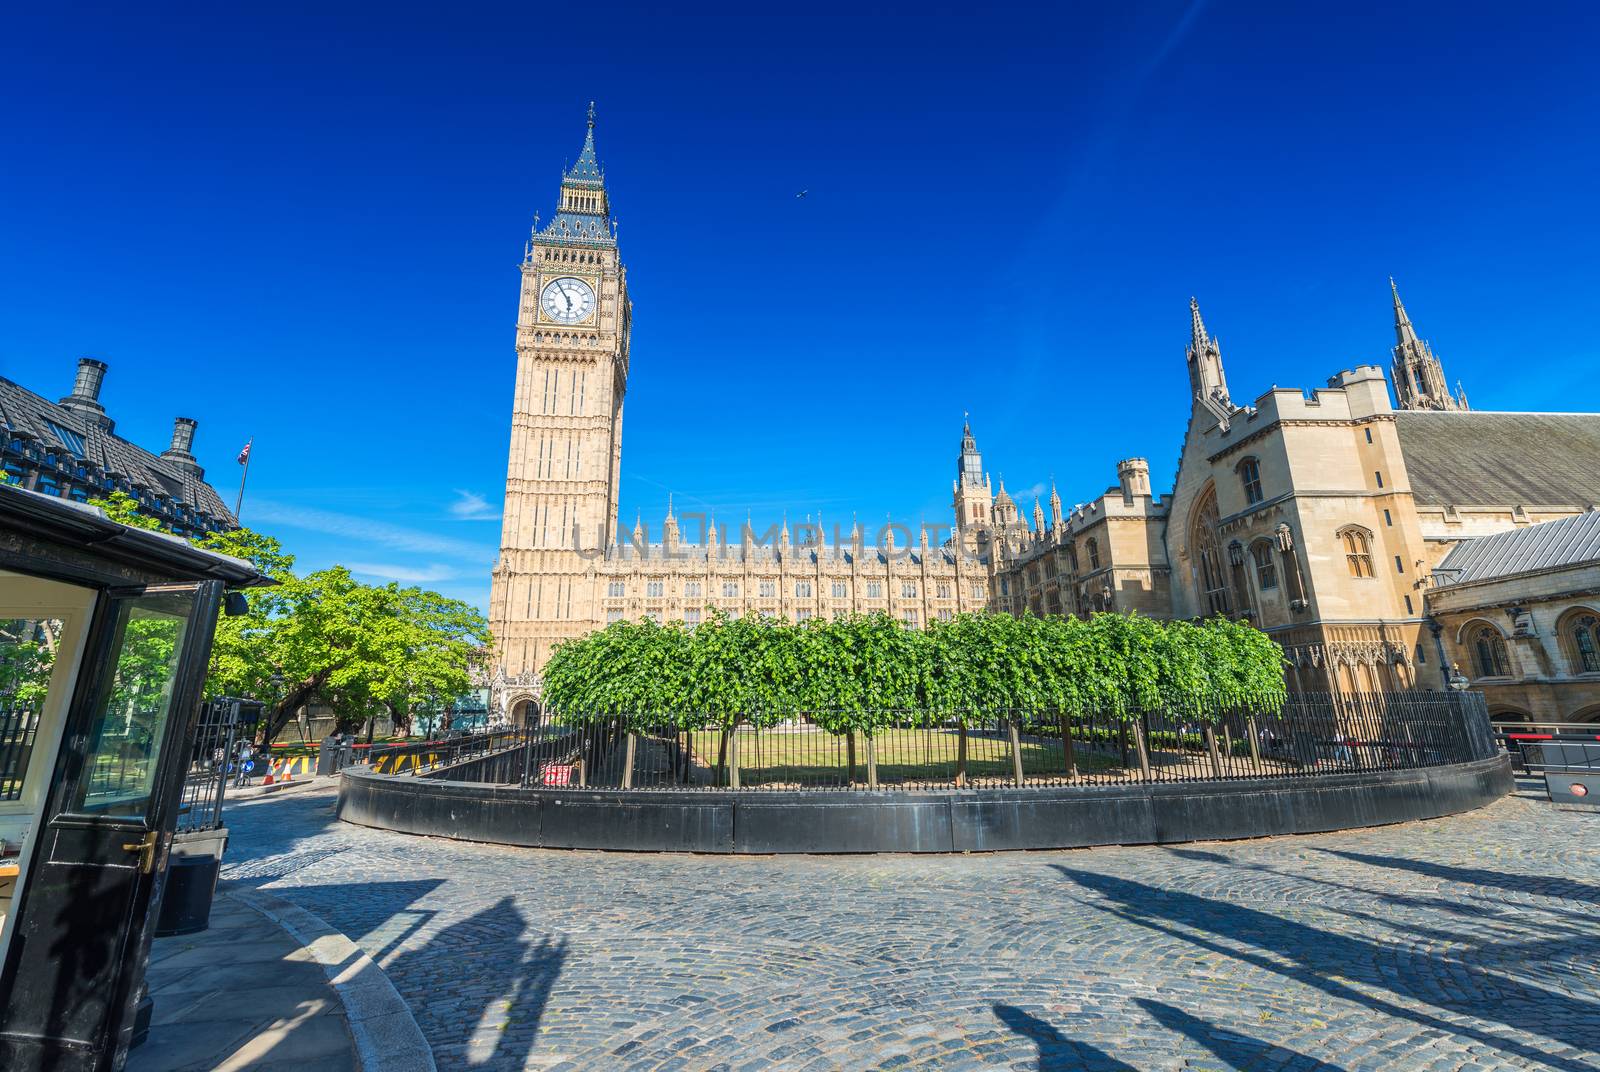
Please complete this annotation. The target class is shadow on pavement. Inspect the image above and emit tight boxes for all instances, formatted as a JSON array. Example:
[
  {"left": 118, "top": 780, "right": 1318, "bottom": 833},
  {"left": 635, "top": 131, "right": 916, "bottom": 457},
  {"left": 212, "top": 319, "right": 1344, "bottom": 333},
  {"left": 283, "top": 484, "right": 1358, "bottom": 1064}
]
[
  {"left": 386, "top": 895, "right": 568, "bottom": 1068},
  {"left": 992, "top": 1005, "right": 1137, "bottom": 1072},
  {"left": 1319, "top": 848, "right": 1600, "bottom": 906},
  {"left": 1135, "top": 999, "right": 1349, "bottom": 1071},
  {"left": 1053, "top": 865, "right": 1600, "bottom": 1072}
]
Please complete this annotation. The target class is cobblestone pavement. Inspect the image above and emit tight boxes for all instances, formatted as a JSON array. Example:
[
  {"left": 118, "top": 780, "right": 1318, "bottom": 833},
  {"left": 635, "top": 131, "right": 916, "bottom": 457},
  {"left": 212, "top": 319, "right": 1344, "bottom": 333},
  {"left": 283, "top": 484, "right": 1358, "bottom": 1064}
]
[{"left": 220, "top": 785, "right": 1600, "bottom": 1071}]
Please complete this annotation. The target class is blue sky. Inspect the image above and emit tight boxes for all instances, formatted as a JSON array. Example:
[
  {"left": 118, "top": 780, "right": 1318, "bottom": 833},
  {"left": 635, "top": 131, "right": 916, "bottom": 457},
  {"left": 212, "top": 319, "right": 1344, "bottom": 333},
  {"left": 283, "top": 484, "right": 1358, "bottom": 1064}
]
[{"left": 4, "top": 4, "right": 1598, "bottom": 613}]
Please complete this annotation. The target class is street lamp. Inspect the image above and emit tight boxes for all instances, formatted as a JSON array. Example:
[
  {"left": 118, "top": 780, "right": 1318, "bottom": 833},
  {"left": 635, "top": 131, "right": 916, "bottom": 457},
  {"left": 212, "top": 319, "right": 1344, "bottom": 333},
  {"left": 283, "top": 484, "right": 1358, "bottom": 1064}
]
[{"left": 1447, "top": 663, "right": 1471, "bottom": 691}]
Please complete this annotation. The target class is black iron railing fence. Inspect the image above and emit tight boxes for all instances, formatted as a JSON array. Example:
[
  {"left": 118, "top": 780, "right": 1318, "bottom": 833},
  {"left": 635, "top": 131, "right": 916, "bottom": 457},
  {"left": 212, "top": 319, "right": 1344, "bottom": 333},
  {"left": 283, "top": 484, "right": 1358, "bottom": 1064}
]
[
  {"left": 501, "top": 691, "right": 1497, "bottom": 792},
  {"left": 368, "top": 729, "right": 525, "bottom": 776},
  {"left": 1, "top": 703, "right": 40, "bottom": 802}
]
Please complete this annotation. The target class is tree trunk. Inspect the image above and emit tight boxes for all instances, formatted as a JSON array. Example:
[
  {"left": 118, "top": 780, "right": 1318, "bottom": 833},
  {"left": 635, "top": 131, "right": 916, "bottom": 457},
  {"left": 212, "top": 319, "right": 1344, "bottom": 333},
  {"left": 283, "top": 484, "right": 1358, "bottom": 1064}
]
[
  {"left": 1203, "top": 725, "right": 1224, "bottom": 779},
  {"left": 263, "top": 680, "right": 321, "bottom": 745},
  {"left": 1008, "top": 719, "right": 1025, "bottom": 787},
  {"left": 716, "top": 727, "right": 730, "bottom": 787},
  {"left": 1131, "top": 719, "right": 1153, "bottom": 781},
  {"left": 865, "top": 735, "right": 878, "bottom": 790},
  {"left": 1058, "top": 712, "right": 1077, "bottom": 778},
  {"left": 955, "top": 723, "right": 968, "bottom": 787}
]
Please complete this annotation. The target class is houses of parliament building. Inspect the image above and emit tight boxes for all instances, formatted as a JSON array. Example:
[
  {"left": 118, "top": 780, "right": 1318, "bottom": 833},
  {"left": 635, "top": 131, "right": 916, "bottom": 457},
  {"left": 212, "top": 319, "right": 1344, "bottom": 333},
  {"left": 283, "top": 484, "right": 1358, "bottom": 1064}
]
[{"left": 489, "top": 109, "right": 1600, "bottom": 721}]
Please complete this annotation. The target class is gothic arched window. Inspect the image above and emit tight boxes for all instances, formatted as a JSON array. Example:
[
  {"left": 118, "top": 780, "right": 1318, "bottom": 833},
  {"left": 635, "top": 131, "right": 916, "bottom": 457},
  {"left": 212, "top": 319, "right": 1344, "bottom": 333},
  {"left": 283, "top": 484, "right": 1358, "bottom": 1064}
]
[
  {"left": 1467, "top": 623, "right": 1511, "bottom": 678},
  {"left": 1190, "top": 485, "right": 1230, "bottom": 616},
  {"left": 1568, "top": 613, "right": 1600, "bottom": 674},
  {"left": 1341, "top": 527, "right": 1375, "bottom": 578},
  {"left": 1238, "top": 457, "right": 1264, "bottom": 505},
  {"left": 1066, "top": 542, "right": 1079, "bottom": 573},
  {"left": 1086, "top": 538, "right": 1101, "bottom": 570},
  {"left": 1251, "top": 540, "right": 1277, "bottom": 590}
]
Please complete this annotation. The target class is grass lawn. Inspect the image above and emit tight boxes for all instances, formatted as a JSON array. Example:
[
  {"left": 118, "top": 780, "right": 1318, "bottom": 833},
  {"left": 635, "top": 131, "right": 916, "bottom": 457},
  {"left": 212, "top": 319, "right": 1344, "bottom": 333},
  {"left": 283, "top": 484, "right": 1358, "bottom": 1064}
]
[{"left": 668, "top": 726, "right": 1121, "bottom": 787}]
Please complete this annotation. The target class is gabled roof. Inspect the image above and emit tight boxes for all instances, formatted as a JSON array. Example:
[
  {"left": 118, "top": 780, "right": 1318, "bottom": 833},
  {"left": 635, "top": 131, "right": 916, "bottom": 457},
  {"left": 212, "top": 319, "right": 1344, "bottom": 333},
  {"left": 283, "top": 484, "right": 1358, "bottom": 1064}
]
[
  {"left": 1394, "top": 411, "right": 1600, "bottom": 509},
  {"left": 0, "top": 375, "right": 236, "bottom": 525},
  {"left": 1434, "top": 510, "right": 1600, "bottom": 587}
]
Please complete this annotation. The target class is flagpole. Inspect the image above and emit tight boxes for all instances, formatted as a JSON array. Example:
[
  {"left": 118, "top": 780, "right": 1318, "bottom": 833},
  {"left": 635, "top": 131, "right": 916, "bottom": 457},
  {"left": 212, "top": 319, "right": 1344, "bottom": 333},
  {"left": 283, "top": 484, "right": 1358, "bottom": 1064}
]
[{"left": 235, "top": 439, "right": 253, "bottom": 521}]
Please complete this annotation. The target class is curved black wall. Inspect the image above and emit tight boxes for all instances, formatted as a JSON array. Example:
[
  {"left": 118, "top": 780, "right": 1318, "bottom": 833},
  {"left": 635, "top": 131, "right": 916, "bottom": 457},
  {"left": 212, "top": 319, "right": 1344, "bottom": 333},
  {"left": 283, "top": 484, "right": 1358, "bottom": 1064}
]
[{"left": 338, "top": 754, "right": 1513, "bottom": 854}]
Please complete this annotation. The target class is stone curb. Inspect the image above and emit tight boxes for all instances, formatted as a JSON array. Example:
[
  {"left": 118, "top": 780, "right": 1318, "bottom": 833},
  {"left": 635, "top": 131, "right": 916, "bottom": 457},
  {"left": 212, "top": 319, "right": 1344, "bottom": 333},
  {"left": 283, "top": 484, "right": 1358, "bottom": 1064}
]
[
  {"left": 227, "top": 885, "right": 436, "bottom": 1072},
  {"left": 226, "top": 777, "right": 327, "bottom": 803}
]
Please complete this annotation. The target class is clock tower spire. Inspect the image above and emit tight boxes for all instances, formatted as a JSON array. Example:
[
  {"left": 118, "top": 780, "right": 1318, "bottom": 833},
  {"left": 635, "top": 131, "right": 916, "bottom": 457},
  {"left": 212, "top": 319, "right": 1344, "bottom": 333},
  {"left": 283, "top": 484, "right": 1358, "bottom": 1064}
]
[{"left": 490, "top": 104, "right": 632, "bottom": 684}]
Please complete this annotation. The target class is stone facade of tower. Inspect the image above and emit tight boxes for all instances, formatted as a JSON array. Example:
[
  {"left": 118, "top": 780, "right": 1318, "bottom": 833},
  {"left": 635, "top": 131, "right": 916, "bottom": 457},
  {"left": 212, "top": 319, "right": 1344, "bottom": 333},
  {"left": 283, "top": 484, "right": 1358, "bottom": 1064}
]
[{"left": 489, "top": 106, "right": 631, "bottom": 690}]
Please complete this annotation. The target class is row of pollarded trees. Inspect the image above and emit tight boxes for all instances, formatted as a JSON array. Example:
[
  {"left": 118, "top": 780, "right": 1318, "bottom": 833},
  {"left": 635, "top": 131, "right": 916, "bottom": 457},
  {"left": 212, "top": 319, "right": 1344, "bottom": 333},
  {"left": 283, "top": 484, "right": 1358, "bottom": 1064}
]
[
  {"left": 539, "top": 611, "right": 1287, "bottom": 787},
  {"left": 541, "top": 610, "right": 1286, "bottom": 726}
]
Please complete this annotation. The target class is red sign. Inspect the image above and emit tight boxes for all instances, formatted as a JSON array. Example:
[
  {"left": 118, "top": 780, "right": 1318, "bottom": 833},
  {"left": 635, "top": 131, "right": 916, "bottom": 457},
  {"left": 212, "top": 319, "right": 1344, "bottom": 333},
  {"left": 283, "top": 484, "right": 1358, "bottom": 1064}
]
[{"left": 540, "top": 763, "right": 573, "bottom": 786}]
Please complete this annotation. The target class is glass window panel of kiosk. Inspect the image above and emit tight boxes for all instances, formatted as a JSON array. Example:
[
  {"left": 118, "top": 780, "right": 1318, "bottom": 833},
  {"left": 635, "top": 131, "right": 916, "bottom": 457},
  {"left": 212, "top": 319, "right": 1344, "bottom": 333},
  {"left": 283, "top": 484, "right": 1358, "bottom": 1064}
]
[
  {"left": 1, "top": 618, "right": 65, "bottom": 803},
  {"left": 71, "top": 592, "right": 196, "bottom": 819}
]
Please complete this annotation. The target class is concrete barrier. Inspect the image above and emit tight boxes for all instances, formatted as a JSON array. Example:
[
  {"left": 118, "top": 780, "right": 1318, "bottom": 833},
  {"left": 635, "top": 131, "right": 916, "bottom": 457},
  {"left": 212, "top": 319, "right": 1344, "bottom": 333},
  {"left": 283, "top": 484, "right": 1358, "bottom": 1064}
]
[{"left": 337, "top": 753, "right": 1513, "bottom": 854}]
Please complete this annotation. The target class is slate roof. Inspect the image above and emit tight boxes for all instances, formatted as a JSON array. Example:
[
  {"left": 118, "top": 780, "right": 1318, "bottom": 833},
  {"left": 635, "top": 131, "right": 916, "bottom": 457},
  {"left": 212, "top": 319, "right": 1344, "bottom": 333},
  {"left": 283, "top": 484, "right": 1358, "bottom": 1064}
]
[
  {"left": 539, "top": 115, "right": 614, "bottom": 244},
  {"left": 1433, "top": 510, "right": 1600, "bottom": 586},
  {"left": 0, "top": 374, "right": 235, "bottom": 526},
  {"left": 1394, "top": 411, "right": 1600, "bottom": 508}
]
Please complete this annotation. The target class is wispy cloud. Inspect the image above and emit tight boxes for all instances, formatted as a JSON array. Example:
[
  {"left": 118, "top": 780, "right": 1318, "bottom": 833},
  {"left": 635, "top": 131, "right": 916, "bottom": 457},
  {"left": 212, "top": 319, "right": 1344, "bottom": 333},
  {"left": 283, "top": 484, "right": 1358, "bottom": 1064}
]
[
  {"left": 1020, "top": 482, "right": 1048, "bottom": 500},
  {"left": 248, "top": 499, "right": 491, "bottom": 561},
  {"left": 448, "top": 489, "right": 500, "bottom": 521},
  {"left": 344, "top": 561, "right": 457, "bottom": 583}
]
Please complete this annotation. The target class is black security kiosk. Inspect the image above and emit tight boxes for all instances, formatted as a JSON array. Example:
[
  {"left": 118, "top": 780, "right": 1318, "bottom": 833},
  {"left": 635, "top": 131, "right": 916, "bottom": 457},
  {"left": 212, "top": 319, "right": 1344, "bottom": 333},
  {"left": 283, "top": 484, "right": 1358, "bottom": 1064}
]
[{"left": 0, "top": 483, "right": 266, "bottom": 1071}]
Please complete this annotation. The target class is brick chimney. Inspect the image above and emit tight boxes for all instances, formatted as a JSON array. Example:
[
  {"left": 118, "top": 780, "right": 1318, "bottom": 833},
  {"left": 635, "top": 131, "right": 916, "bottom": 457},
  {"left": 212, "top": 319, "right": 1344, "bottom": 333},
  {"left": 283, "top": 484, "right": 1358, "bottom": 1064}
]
[
  {"left": 58, "top": 357, "right": 114, "bottom": 429},
  {"left": 161, "top": 417, "right": 202, "bottom": 473}
]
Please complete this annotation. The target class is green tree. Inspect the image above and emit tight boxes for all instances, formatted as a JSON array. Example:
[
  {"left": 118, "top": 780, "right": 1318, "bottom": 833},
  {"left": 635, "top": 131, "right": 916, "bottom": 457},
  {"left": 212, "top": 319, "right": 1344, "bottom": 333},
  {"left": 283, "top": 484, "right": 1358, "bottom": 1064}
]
[
  {"left": 88, "top": 490, "right": 165, "bottom": 532},
  {"left": 87, "top": 500, "right": 491, "bottom": 743}
]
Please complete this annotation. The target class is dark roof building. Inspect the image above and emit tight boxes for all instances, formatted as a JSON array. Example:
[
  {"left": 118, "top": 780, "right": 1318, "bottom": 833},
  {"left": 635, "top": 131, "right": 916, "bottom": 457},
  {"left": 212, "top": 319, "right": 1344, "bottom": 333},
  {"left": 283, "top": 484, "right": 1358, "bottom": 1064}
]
[
  {"left": 1394, "top": 411, "right": 1600, "bottom": 510},
  {"left": 1, "top": 357, "right": 236, "bottom": 536}
]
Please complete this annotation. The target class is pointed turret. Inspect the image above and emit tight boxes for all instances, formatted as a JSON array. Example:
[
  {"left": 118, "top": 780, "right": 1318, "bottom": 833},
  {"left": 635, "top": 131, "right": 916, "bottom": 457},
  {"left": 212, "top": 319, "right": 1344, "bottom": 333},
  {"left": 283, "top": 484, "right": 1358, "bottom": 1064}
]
[
  {"left": 663, "top": 494, "right": 679, "bottom": 548},
  {"left": 631, "top": 511, "right": 644, "bottom": 547},
  {"left": 541, "top": 103, "right": 613, "bottom": 244},
  {"left": 1186, "top": 297, "right": 1232, "bottom": 427},
  {"left": 1390, "top": 277, "right": 1419, "bottom": 347},
  {"left": 1388, "top": 279, "right": 1467, "bottom": 411},
  {"left": 1033, "top": 497, "right": 1045, "bottom": 534},
  {"left": 1190, "top": 296, "right": 1210, "bottom": 354},
  {"left": 1049, "top": 482, "right": 1063, "bottom": 532}
]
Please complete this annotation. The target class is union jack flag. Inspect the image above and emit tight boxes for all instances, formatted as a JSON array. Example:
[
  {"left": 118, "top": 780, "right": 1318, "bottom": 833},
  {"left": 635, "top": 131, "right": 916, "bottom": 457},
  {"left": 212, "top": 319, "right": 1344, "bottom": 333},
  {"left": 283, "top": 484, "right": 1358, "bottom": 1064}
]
[{"left": 237, "top": 439, "right": 252, "bottom": 465}]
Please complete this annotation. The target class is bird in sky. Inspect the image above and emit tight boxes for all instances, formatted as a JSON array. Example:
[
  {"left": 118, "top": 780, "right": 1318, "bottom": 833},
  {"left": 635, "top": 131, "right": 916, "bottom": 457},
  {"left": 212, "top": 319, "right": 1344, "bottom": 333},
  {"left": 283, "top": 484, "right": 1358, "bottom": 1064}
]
[{"left": 796, "top": 189, "right": 808, "bottom": 199}]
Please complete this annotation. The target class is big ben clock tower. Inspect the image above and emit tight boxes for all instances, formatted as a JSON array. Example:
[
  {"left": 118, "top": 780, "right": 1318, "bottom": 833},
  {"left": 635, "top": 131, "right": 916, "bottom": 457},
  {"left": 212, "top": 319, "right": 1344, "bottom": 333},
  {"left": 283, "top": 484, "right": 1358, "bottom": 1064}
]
[{"left": 490, "top": 103, "right": 631, "bottom": 693}]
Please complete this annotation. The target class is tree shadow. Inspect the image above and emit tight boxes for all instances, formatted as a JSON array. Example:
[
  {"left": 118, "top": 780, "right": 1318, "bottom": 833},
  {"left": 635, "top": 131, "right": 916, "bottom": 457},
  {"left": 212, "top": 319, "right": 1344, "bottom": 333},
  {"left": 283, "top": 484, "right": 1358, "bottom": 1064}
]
[
  {"left": 991, "top": 1004, "right": 1138, "bottom": 1071},
  {"left": 1320, "top": 848, "right": 1600, "bottom": 906},
  {"left": 1162, "top": 845, "right": 1505, "bottom": 921},
  {"left": 385, "top": 894, "right": 567, "bottom": 1069},
  {"left": 1135, "top": 999, "right": 1349, "bottom": 1071},
  {"left": 1052, "top": 866, "right": 1600, "bottom": 1072}
]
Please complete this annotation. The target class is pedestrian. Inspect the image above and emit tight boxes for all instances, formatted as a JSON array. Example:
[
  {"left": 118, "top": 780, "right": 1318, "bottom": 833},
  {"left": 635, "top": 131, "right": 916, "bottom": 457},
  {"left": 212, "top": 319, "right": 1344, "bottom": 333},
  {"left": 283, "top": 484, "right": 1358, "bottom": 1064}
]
[{"left": 234, "top": 739, "right": 255, "bottom": 787}]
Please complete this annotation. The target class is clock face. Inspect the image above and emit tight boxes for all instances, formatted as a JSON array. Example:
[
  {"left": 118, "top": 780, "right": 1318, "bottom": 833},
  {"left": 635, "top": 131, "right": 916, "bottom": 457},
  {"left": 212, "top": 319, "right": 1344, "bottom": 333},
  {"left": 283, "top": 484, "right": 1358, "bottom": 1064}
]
[{"left": 540, "top": 277, "right": 595, "bottom": 324}]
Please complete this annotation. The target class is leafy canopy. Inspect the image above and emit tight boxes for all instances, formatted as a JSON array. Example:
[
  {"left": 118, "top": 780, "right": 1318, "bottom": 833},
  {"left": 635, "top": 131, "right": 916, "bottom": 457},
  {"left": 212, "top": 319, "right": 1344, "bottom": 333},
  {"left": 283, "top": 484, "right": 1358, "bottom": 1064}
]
[
  {"left": 541, "top": 611, "right": 1286, "bottom": 733},
  {"left": 86, "top": 495, "right": 490, "bottom": 739}
]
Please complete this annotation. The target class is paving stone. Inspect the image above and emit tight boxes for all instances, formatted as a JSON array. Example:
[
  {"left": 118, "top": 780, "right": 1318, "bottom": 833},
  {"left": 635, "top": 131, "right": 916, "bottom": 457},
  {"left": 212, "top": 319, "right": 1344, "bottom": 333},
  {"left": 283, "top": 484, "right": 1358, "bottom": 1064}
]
[{"left": 219, "top": 785, "right": 1600, "bottom": 1071}]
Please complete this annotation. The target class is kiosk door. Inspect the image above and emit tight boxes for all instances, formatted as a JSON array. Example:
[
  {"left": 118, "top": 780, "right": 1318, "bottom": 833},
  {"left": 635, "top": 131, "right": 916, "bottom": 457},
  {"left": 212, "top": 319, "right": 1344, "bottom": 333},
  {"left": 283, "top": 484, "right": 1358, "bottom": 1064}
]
[{"left": 0, "top": 581, "right": 222, "bottom": 1072}]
